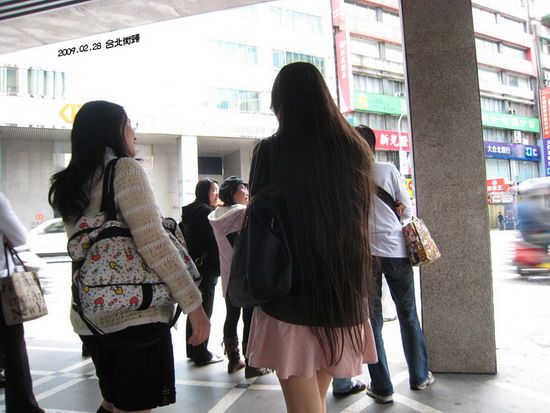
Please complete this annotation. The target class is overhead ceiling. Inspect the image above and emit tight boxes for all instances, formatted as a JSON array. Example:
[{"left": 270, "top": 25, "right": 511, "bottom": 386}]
[{"left": 0, "top": 0, "right": 269, "bottom": 55}]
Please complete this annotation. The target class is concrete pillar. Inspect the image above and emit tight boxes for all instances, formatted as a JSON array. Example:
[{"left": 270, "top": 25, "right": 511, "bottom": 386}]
[
  {"left": 179, "top": 135, "right": 199, "bottom": 207},
  {"left": 400, "top": 0, "right": 496, "bottom": 373}
]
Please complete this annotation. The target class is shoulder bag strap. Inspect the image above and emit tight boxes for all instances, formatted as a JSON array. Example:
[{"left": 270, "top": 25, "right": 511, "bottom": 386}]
[
  {"left": 376, "top": 185, "right": 400, "bottom": 220},
  {"left": 99, "top": 158, "right": 120, "bottom": 221}
]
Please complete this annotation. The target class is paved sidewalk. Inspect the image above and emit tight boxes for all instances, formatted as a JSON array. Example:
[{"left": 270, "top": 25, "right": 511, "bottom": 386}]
[{"left": 1, "top": 230, "right": 549, "bottom": 412}]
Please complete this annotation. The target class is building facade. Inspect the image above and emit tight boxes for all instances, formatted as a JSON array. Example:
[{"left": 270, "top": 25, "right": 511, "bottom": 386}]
[
  {"left": 331, "top": 0, "right": 548, "bottom": 226},
  {"left": 0, "top": 0, "right": 335, "bottom": 228}
]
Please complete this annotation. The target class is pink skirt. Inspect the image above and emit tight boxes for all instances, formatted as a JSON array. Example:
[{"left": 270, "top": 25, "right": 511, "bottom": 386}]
[{"left": 246, "top": 308, "right": 378, "bottom": 380}]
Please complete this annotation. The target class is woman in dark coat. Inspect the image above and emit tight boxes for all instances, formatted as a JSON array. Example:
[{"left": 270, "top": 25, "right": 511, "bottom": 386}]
[{"left": 180, "top": 178, "right": 223, "bottom": 365}]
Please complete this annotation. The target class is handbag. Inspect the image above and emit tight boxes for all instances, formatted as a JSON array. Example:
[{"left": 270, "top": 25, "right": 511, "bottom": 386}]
[
  {"left": 227, "top": 141, "right": 293, "bottom": 308},
  {"left": 376, "top": 185, "right": 440, "bottom": 266},
  {"left": 68, "top": 158, "right": 201, "bottom": 321},
  {"left": 401, "top": 216, "right": 441, "bottom": 266},
  {"left": 0, "top": 246, "right": 48, "bottom": 325}
]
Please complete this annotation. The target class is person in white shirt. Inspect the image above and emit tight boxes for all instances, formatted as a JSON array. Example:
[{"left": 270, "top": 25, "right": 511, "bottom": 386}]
[
  {"left": 356, "top": 125, "right": 434, "bottom": 404},
  {"left": 0, "top": 192, "right": 45, "bottom": 412}
]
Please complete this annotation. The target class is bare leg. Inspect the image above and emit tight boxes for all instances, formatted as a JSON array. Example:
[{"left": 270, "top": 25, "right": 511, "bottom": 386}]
[
  {"left": 113, "top": 408, "right": 151, "bottom": 413},
  {"left": 279, "top": 372, "right": 328, "bottom": 413},
  {"left": 316, "top": 370, "right": 332, "bottom": 413}
]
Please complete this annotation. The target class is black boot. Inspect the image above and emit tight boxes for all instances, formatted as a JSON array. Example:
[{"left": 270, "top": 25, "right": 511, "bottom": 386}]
[
  {"left": 223, "top": 337, "right": 245, "bottom": 373},
  {"left": 242, "top": 341, "right": 271, "bottom": 378}
]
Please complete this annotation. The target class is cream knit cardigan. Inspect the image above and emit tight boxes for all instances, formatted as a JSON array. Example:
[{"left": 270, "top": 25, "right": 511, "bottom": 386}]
[{"left": 67, "top": 154, "right": 202, "bottom": 335}]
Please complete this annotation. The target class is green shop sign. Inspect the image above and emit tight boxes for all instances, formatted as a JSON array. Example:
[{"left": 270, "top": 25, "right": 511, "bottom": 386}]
[
  {"left": 481, "top": 111, "right": 539, "bottom": 133},
  {"left": 354, "top": 91, "right": 406, "bottom": 115}
]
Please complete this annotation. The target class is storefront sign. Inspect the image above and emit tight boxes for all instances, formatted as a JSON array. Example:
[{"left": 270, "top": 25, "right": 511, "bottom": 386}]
[
  {"left": 354, "top": 92, "right": 406, "bottom": 115},
  {"left": 481, "top": 111, "right": 540, "bottom": 133},
  {"left": 541, "top": 87, "right": 550, "bottom": 139},
  {"left": 486, "top": 178, "right": 509, "bottom": 193},
  {"left": 488, "top": 193, "right": 514, "bottom": 204},
  {"left": 374, "top": 129, "right": 410, "bottom": 152},
  {"left": 543, "top": 138, "right": 550, "bottom": 177},
  {"left": 335, "top": 31, "right": 353, "bottom": 113},
  {"left": 484, "top": 141, "right": 540, "bottom": 161},
  {"left": 59, "top": 103, "right": 82, "bottom": 124}
]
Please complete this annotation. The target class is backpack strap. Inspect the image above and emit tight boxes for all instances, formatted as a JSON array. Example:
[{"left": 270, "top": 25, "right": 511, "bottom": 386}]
[
  {"left": 376, "top": 185, "right": 400, "bottom": 220},
  {"left": 99, "top": 158, "right": 120, "bottom": 221}
]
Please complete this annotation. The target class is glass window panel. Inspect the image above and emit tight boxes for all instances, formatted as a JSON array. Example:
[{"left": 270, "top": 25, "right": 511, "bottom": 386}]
[
  {"left": 478, "top": 68, "right": 499, "bottom": 84},
  {"left": 501, "top": 44, "right": 526, "bottom": 59},
  {"left": 499, "top": 16, "right": 526, "bottom": 33},
  {"left": 513, "top": 160, "right": 539, "bottom": 181},
  {"left": 385, "top": 44, "right": 403, "bottom": 63},
  {"left": 350, "top": 38, "right": 380, "bottom": 58},
  {"left": 6, "top": 67, "right": 18, "bottom": 94},
  {"left": 486, "top": 159, "right": 511, "bottom": 180}
]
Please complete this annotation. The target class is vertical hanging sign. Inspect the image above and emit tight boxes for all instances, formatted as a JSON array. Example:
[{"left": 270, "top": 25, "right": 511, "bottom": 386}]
[
  {"left": 541, "top": 87, "right": 550, "bottom": 139},
  {"left": 541, "top": 88, "right": 550, "bottom": 176},
  {"left": 335, "top": 30, "right": 353, "bottom": 113}
]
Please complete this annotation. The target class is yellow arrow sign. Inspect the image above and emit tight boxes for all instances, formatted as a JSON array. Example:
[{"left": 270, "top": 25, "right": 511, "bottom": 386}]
[{"left": 59, "top": 103, "right": 82, "bottom": 123}]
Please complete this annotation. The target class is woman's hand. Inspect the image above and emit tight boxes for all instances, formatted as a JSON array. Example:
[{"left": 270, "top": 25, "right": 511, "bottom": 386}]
[{"left": 187, "top": 306, "right": 211, "bottom": 346}]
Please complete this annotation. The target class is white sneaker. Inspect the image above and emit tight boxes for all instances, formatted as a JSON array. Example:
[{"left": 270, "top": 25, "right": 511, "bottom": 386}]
[
  {"left": 366, "top": 384, "right": 393, "bottom": 404},
  {"left": 411, "top": 371, "right": 435, "bottom": 390}
]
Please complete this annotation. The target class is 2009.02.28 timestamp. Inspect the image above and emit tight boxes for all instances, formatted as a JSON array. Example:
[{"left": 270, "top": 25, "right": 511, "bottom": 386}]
[{"left": 58, "top": 42, "right": 101, "bottom": 56}]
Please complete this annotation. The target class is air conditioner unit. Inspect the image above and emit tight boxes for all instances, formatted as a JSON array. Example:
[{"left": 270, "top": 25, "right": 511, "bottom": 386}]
[{"left": 513, "top": 130, "right": 522, "bottom": 143}]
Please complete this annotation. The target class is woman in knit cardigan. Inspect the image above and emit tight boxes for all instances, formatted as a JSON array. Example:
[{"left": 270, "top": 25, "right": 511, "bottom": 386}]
[{"left": 49, "top": 100, "right": 210, "bottom": 413}]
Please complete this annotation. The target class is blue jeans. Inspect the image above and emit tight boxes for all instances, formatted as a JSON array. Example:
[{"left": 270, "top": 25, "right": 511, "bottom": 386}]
[
  {"left": 367, "top": 257, "right": 429, "bottom": 396},
  {"left": 332, "top": 377, "right": 353, "bottom": 392}
]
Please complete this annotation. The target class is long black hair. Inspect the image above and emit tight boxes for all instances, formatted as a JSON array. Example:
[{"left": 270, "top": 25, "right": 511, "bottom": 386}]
[
  {"left": 48, "top": 100, "right": 131, "bottom": 219},
  {"left": 263, "top": 62, "right": 375, "bottom": 363}
]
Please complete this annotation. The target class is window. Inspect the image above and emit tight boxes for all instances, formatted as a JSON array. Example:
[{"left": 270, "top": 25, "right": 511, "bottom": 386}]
[
  {"left": 475, "top": 38, "right": 499, "bottom": 54},
  {"left": 541, "top": 39, "right": 550, "bottom": 56},
  {"left": 486, "top": 159, "right": 511, "bottom": 180},
  {"left": 383, "top": 78, "right": 405, "bottom": 96},
  {"left": 54, "top": 72, "right": 65, "bottom": 98},
  {"left": 478, "top": 67, "right": 499, "bottom": 84},
  {"left": 473, "top": 7, "right": 497, "bottom": 26},
  {"left": 501, "top": 44, "right": 526, "bottom": 59},
  {"left": 512, "top": 160, "right": 539, "bottom": 181},
  {"left": 502, "top": 73, "right": 530, "bottom": 89},
  {"left": 480, "top": 97, "right": 505, "bottom": 112},
  {"left": 376, "top": 151, "right": 399, "bottom": 166},
  {"left": 353, "top": 74, "right": 405, "bottom": 96},
  {"left": 352, "top": 112, "right": 408, "bottom": 132},
  {"left": 28, "top": 68, "right": 45, "bottom": 96},
  {"left": 206, "top": 88, "right": 260, "bottom": 113},
  {"left": 272, "top": 50, "right": 325, "bottom": 74},
  {"left": 499, "top": 16, "right": 526, "bottom": 33},
  {"left": 350, "top": 38, "right": 380, "bottom": 59},
  {"left": 354, "top": 75, "right": 382, "bottom": 93},
  {"left": 384, "top": 44, "right": 403, "bottom": 63},
  {"left": 382, "top": 11, "right": 400, "bottom": 26},
  {"left": 210, "top": 40, "right": 258, "bottom": 65},
  {"left": 507, "top": 102, "right": 535, "bottom": 117},
  {"left": 344, "top": 2, "right": 377, "bottom": 23},
  {"left": 269, "top": 7, "right": 323, "bottom": 34},
  {"left": 483, "top": 128, "right": 509, "bottom": 142},
  {"left": 0, "top": 66, "right": 18, "bottom": 94}
]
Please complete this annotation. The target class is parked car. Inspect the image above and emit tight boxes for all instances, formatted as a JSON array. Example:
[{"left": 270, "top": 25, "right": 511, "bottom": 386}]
[{"left": 26, "top": 218, "right": 68, "bottom": 258}]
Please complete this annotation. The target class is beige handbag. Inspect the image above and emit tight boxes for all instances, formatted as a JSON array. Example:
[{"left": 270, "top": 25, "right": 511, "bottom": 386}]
[
  {"left": 0, "top": 246, "right": 48, "bottom": 325},
  {"left": 376, "top": 185, "right": 441, "bottom": 266},
  {"left": 402, "top": 217, "right": 441, "bottom": 266}
]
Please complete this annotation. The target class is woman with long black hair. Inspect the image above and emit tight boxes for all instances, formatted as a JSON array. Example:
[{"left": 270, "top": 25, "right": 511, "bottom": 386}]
[
  {"left": 49, "top": 100, "right": 210, "bottom": 413},
  {"left": 245, "top": 62, "right": 378, "bottom": 412}
]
